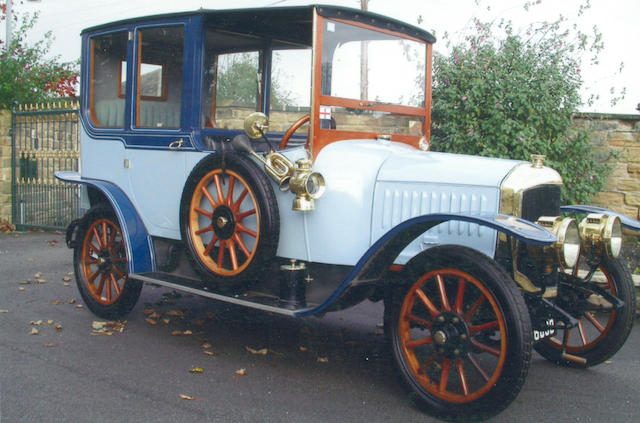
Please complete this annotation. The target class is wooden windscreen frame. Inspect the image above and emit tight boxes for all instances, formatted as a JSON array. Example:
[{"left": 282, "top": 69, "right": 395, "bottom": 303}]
[{"left": 310, "top": 10, "right": 433, "bottom": 158}]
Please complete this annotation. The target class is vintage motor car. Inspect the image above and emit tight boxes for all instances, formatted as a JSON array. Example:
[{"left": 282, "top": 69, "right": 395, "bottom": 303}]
[{"left": 57, "top": 4, "right": 638, "bottom": 420}]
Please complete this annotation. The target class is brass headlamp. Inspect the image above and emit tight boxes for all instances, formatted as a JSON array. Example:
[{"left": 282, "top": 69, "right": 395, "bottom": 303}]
[
  {"left": 535, "top": 216, "right": 580, "bottom": 268},
  {"left": 289, "top": 159, "right": 326, "bottom": 212},
  {"left": 579, "top": 213, "right": 622, "bottom": 259}
]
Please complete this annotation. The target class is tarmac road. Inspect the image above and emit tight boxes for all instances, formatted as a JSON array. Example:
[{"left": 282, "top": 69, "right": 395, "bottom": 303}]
[{"left": 1, "top": 231, "right": 639, "bottom": 423}]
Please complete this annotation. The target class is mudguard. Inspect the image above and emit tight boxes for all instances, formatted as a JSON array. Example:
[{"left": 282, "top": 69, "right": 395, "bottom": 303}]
[
  {"left": 295, "top": 212, "right": 556, "bottom": 317},
  {"left": 561, "top": 205, "right": 640, "bottom": 231},
  {"left": 55, "top": 171, "right": 155, "bottom": 274}
]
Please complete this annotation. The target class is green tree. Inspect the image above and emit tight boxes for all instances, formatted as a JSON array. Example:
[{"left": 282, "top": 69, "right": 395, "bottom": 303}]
[
  {"left": 0, "top": 7, "right": 79, "bottom": 108},
  {"left": 430, "top": 3, "right": 619, "bottom": 205}
]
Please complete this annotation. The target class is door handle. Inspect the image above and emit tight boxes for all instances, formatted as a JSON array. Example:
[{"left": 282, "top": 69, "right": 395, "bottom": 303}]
[{"left": 168, "top": 139, "right": 184, "bottom": 150}]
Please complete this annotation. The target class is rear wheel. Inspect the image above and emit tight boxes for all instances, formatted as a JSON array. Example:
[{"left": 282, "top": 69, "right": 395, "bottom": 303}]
[
  {"left": 74, "top": 205, "right": 142, "bottom": 319},
  {"left": 535, "top": 256, "right": 635, "bottom": 367},
  {"left": 385, "top": 246, "right": 532, "bottom": 420}
]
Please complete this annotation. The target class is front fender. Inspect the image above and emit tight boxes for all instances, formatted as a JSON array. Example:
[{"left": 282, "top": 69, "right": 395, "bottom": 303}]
[
  {"left": 55, "top": 171, "right": 155, "bottom": 274},
  {"left": 295, "top": 212, "right": 555, "bottom": 317},
  {"left": 561, "top": 205, "right": 640, "bottom": 231}
]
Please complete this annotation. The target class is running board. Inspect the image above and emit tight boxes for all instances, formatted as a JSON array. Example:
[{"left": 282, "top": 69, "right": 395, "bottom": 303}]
[{"left": 130, "top": 272, "right": 316, "bottom": 317}]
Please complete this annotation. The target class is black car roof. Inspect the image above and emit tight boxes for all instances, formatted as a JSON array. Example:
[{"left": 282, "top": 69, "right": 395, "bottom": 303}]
[{"left": 81, "top": 4, "right": 436, "bottom": 44}]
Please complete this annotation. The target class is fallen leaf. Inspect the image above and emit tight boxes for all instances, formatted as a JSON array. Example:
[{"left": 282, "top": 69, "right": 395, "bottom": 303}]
[
  {"left": 145, "top": 318, "right": 158, "bottom": 325},
  {"left": 376, "top": 323, "right": 384, "bottom": 329},
  {"left": 246, "top": 346, "right": 268, "bottom": 356},
  {"left": 171, "top": 330, "right": 192, "bottom": 336},
  {"left": 34, "top": 272, "right": 42, "bottom": 279},
  {"left": 299, "top": 346, "right": 308, "bottom": 352},
  {"left": 35, "top": 278, "right": 46, "bottom": 284},
  {"left": 62, "top": 276, "right": 72, "bottom": 282},
  {"left": 66, "top": 271, "right": 74, "bottom": 276},
  {"left": 0, "top": 309, "right": 8, "bottom": 313},
  {"left": 235, "top": 368, "right": 247, "bottom": 376},
  {"left": 42, "top": 342, "right": 61, "bottom": 347},
  {"left": 161, "top": 318, "right": 170, "bottom": 325},
  {"left": 317, "top": 357, "right": 329, "bottom": 363},
  {"left": 203, "top": 350, "right": 217, "bottom": 356},
  {"left": 605, "top": 360, "right": 612, "bottom": 365},
  {"left": 68, "top": 299, "right": 76, "bottom": 304},
  {"left": 165, "top": 310, "right": 184, "bottom": 317},
  {"left": 30, "top": 327, "right": 39, "bottom": 335},
  {"left": 142, "top": 309, "right": 155, "bottom": 316},
  {"left": 46, "top": 320, "right": 54, "bottom": 325},
  {"left": 48, "top": 240, "right": 58, "bottom": 246},
  {"left": 19, "top": 280, "right": 30, "bottom": 285},
  {"left": 201, "top": 343, "right": 212, "bottom": 349},
  {"left": 18, "top": 287, "right": 25, "bottom": 291},
  {"left": 31, "top": 320, "right": 43, "bottom": 326},
  {"left": 75, "top": 304, "right": 84, "bottom": 309},
  {"left": 52, "top": 300, "right": 63, "bottom": 305},
  {"left": 179, "top": 394, "right": 196, "bottom": 401},
  {"left": 63, "top": 282, "right": 71, "bottom": 287},
  {"left": 191, "top": 320, "right": 205, "bottom": 326},
  {"left": 148, "top": 311, "right": 162, "bottom": 320},
  {"left": 55, "top": 323, "right": 63, "bottom": 332},
  {"left": 189, "top": 367, "right": 204, "bottom": 374}
]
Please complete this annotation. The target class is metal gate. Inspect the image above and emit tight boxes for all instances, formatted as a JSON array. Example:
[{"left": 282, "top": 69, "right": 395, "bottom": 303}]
[{"left": 11, "top": 102, "right": 81, "bottom": 230}]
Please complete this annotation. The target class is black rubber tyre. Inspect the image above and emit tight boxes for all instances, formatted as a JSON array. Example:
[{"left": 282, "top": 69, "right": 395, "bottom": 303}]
[
  {"left": 534, "top": 256, "right": 636, "bottom": 368},
  {"left": 179, "top": 153, "right": 279, "bottom": 291},
  {"left": 384, "top": 246, "right": 532, "bottom": 421},
  {"left": 74, "top": 205, "right": 142, "bottom": 319}
]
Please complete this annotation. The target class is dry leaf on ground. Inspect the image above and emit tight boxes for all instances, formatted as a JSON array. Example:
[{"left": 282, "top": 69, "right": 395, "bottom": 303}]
[
  {"left": 171, "top": 330, "right": 192, "bottom": 336},
  {"left": 203, "top": 350, "right": 217, "bottom": 356},
  {"left": 201, "top": 343, "right": 212, "bottom": 349},
  {"left": 34, "top": 272, "right": 42, "bottom": 279},
  {"left": 62, "top": 276, "right": 72, "bottom": 282},
  {"left": 245, "top": 346, "right": 268, "bottom": 356},
  {"left": 179, "top": 394, "right": 196, "bottom": 401},
  {"left": 189, "top": 367, "right": 204, "bottom": 374},
  {"left": 145, "top": 318, "right": 158, "bottom": 325},
  {"left": 317, "top": 357, "right": 329, "bottom": 363},
  {"left": 235, "top": 368, "right": 247, "bottom": 376},
  {"left": 30, "top": 327, "right": 39, "bottom": 335},
  {"left": 165, "top": 310, "right": 184, "bottom": 317}
]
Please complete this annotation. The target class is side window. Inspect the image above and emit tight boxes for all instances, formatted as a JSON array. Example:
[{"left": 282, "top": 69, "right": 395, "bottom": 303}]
[
  {"left": 90, "top": 32, "right": 128, "bottom": 128},
  {"left": 268, "top": 48, "right": 311, "bottom": 135},
  {"left": 136, "top": 26, "right": 184, "bottom": 128}
]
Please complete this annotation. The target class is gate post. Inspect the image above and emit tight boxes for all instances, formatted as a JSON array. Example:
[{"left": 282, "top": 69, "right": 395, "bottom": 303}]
[{"left": 0, "top": 109, "right": 12, "bottom": 223}]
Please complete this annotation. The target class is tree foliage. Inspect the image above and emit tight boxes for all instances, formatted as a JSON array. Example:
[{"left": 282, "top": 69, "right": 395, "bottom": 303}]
[
  {"left": 0, "top": 6, "right": 78, "bottom": 109},
  {"left": 430, "top": 2, "right": 616, "bottom": 204}
]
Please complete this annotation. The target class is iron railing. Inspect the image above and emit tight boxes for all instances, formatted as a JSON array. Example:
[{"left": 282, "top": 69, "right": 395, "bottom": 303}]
[{"left": 11, "top": 102, "right": 81, "bottom": 230}]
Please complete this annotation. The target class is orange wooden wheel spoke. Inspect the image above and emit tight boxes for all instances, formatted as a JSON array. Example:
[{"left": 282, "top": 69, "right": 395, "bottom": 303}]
[
  {"left": 88, "top": 270, "right": 100, "bottom": 284},
  {"left": 463, "top": 295, "right": 486, "bottom": 321},
  {"left": 195, "top": 225, "right": 213, "bottom": 236},
  {"left": 237, "top": 209, "right": 257, "bottom": 221},
  {"left": 110, "top": 273, "right": 122, "bottom": 297},
  {"left": 407, "top": 336, "right": 433, "bottom": 349},
  {"left": 453, "top": 278, "right": 466, "bottom": 314},
  {"left": 234, "top": 188, "right": 249, "bottom": 211},
  {"left": 217, "top": 241, "right": 226, "bottom": 268},
  {"left": 201, "top": 186, "right": 217, "bottom": 209},
  {"left": 195, "top": 207, "right": 213, "bottom": 219},
  {"left": 419, "top": 353, "right": 438, "bottom": 375},
  {"left": 237, "top": 223, "right": 257, "bottom": 238},
  {"left": 233, "top": 233, "right": 251, "bottom": 258},
  {"left": 469, "top": 320, "right": 499, "bottom": 336},
  {"left": 112, "top": 257, "right": 127, "bottom": 264},
  {"left": 466, "top": 353, "right": 490, "bottom": 382},
  {"left": 203, "top": 235, "right": 219, "bottom": 257},
  {"left": 89, "top": 242, "right": 101, "bottom": 254},
  {"left": 436, "top": 274, "right": 451, "bottom": 312},
  {"left": 92, "top": 227, "right": 103, "bottom": 249},
  {"left": 101, "top": 222, "right": 108, "bottom": 248},
  {"left": 577, "top": 319, "right": 589, "bottom": 345},
  {"left": 112, "top": 266, "right": 126, "bottom": 280},
  {"left": 97, "top": 274, "right": 106, "bottom": 297},
  {"left": 105, "top": 273, "right": 113, "bottom": 300},
  {"left": 214, "top": 174, "right": 225, "bottom": 204},
  {"left": 226, "top": 175, "right": 236, "bottom": 205},
  {"left": 227, "top": 240, "right": 239, "bottom": 270},
  {"left": 415, "top": 288, "right": 441, "bottom": 319},
  {"left": 439, "top": 358, "right": 451, "bottom": 392},
  {"left": 406, "top": 313, "right": 432, "bottom": 329},
  {"left": 456, "top": 359, "right": 470, "bottom": 396},
  {"left": 584, "top": 312, "right": 606, "bottom": 333},
  {"left": 470, "top": 339, "right": 501, "bottom": 357}
]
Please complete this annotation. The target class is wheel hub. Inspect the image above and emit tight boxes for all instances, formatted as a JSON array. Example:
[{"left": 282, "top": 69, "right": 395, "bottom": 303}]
[
  {"left": 432, "top": 312, "right": 470, "bottom": 358},
  {"left": 212, "top": 206, "right": 236, "bottom": 240},
  {"left": 96, "top": 252, "right": 113, "bottom": 272}
]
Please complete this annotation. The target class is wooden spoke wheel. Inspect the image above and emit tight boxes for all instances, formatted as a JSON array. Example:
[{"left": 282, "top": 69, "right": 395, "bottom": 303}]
[
  {"left": 385, "top": 246, "right": 531, "bottom": 420},
  {"left": 535, "top": 255, "right": 636, "bottom": 367},
  {"left": 180, "top": 153, "right": 279, "bottom": 290},
  {"left": 74, "top": 205, "right": 141, "bottom": 319}
]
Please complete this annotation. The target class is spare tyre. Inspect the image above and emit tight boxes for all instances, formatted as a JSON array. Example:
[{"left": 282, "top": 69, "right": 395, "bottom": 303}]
[{"left": 179, "top": 153, "right": 279, "bottom": 291}]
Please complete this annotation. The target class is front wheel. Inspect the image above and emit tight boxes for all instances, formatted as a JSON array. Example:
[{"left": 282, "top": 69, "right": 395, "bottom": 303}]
[
  {"left": 385, "top": 246, "right": 532, "bottom": 420},
  {"left": 534, "top": 256, "right": 636, "bottom": 367},
  {"left": 74, "top": 205, "right": 142, "bottom": 319}
]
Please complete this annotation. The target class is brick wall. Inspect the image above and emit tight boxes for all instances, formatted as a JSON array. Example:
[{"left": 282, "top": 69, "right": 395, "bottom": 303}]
[{"left": 0, "top": 110, "right": 11, "bottom": 221}]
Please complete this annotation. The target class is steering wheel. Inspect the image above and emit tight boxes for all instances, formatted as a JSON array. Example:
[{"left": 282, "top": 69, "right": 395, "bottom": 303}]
[{"left": 279, "top": 114, "right": 310, "bottom": 150}]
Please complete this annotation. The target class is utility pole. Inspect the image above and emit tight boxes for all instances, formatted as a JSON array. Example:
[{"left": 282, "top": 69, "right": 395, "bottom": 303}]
[
  {"left": 5, "top": 0, "right": 13, "bottom": 47},
  {"left": 360, "top": 0, "right": 368, "bottom": 101}
]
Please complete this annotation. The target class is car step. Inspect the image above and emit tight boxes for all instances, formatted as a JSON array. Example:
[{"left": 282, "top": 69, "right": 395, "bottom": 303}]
[{"left": 129, "top": 272, "right": 316, "bottom": 317}]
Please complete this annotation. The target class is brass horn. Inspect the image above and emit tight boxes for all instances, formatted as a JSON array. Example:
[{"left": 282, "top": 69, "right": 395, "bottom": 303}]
[{"left": 231, "top": 134, "right": 294, "bottom": 192}]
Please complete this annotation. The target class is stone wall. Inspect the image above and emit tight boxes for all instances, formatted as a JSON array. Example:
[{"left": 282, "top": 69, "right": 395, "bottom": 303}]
[
  {"left": 0, "top": 110, "right": 11, "bottom": 222},
  {"left": 576, "top": 113, "right": 640, "bottom": 220}
]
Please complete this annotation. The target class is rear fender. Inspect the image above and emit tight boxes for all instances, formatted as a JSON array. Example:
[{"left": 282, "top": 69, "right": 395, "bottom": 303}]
[
  {"left": 55, "top": 171, "right": 155, "bottom": 274},
  {"left": 296, "top": 212, "right": 555, "bottom": 317}
]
